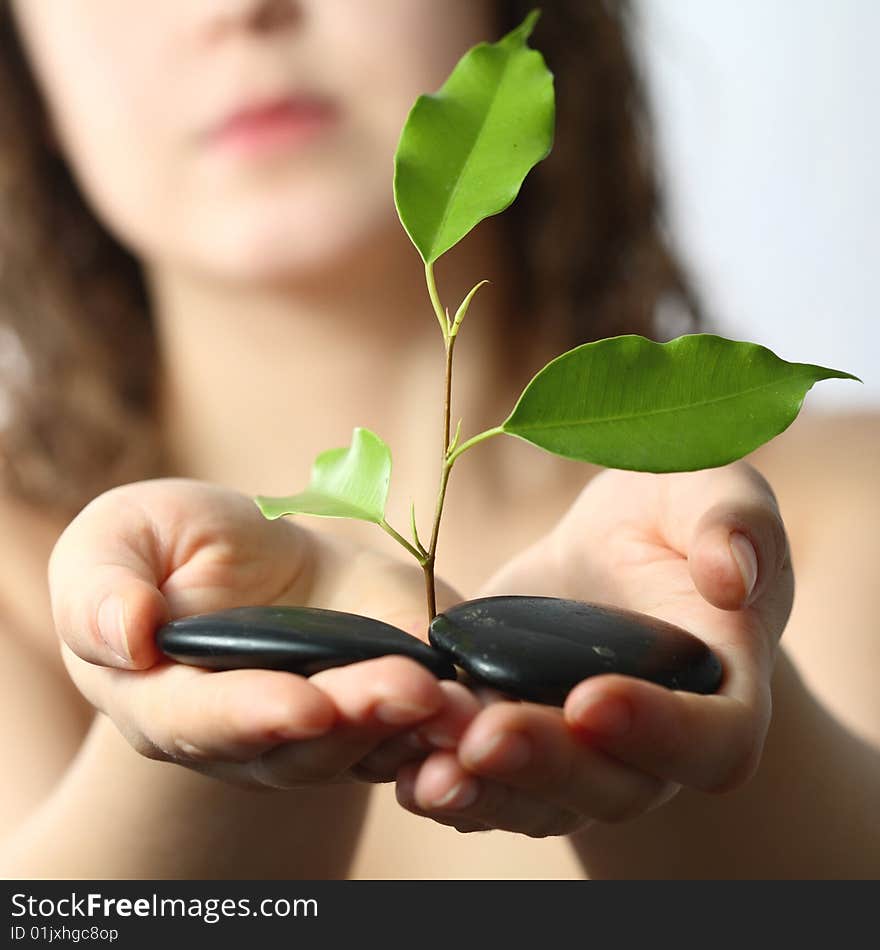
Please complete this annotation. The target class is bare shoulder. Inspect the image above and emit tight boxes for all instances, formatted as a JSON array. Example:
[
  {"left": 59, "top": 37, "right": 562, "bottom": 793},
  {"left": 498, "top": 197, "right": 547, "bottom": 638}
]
[{"left": 746, "top": 407, "right": 880, "bottom": 746}]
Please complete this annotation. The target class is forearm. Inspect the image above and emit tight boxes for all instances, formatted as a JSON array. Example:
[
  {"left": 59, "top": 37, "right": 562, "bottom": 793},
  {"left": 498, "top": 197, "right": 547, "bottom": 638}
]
[
  {"left": 0, "top": 712, "right": 371, "bottom": 879},
  {"left": 569, "top": 646, "right": 880, "bottom": 878}
]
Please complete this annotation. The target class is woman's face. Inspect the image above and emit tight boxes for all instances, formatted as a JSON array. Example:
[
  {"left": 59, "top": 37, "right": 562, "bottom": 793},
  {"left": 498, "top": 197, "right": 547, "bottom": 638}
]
[{"left": 11, "top": 0, "right": 494, "bottom": 282}]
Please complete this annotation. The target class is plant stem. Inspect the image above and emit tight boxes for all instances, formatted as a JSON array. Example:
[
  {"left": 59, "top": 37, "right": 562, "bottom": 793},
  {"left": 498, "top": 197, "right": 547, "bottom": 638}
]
[
  {"left": 441, "top": 329, "right": 456, "bottom": 456},
  {"left": 419, "top": 272, "right": 502, "bottom": 624},
  {"left": 423, "top": 424, "right": 507, "bottom": 621},
  {"left": 423, "top": 458, "right": 454, "bottom": 619},
  {"left": 421, "top": 330, "right": 457, "bottom": 621},
  {"left": 424, "top": 262, "right": 449, "bottom": 342},
  {"left": 378, "top": 518, "right": 428, "bottom": 564},
  {"left": 445, "top": 424, "right": 505, "bottom": 465},
  {"left": 422, "top": 557, "right": 437, "bottom": 627}
]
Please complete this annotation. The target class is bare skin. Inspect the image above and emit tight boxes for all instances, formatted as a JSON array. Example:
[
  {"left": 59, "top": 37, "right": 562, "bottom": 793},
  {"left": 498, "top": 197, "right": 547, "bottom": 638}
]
[
  {"left": 1, "top": 0, "right": 878, "bottom": 879},
  {"left": 1, "top": 403, "right": 878, "bottom": 878}
]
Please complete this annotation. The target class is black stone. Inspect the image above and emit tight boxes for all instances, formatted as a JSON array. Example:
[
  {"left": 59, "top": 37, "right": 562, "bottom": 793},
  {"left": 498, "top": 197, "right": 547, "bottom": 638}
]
[
  {"left": 157, "top": 605, "right": 457, "bottom": 680},
  {"left": 428, "top": 595, "right": 723, "bottom": 705}
]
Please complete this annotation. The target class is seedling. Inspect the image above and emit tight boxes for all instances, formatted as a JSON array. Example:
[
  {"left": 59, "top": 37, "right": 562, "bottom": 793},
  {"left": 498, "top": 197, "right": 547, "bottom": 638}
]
[{"left": 252, "top": 10, "right": 860, "bottom": 626}]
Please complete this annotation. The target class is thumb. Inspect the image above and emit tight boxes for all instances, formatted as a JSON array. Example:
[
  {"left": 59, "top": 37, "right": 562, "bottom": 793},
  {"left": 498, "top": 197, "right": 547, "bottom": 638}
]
[
  {"left": 48, "top": 487, "right": 171, "bottom": 670},
  {"left": 683, "top": 465, "right": 792, "bottom": 615}
]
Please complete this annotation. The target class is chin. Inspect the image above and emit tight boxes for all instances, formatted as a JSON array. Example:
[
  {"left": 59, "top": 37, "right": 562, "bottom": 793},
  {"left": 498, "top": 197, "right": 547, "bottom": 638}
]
[{"left": 189, "top": 190, "right": 395, "bottom": 285}]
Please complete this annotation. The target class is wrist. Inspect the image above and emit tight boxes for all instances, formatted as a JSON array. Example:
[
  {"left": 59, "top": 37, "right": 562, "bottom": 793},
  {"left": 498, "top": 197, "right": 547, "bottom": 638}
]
[{"left": 4, "top": 712, "right": 371, "bottom": 878}]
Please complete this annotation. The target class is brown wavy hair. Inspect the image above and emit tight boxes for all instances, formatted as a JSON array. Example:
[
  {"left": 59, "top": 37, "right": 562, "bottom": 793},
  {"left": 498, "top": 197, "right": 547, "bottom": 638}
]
[{"left": 0, "top": 1, "right": 703, "bottom": 523}]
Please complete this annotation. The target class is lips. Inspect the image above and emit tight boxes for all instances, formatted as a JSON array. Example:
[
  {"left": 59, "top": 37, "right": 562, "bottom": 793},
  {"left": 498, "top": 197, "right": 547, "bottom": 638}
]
[{"left": 206, "top": 94, "right": 338, "bottom": 156}]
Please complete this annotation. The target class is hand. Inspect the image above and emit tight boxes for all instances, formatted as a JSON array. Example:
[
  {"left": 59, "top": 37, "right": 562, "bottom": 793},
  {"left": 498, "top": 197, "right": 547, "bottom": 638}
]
[
  {"left": 394, "top": 462, "right": 794, "bottom": 837},
  {"left": 49, "top": 477, "right": 465, "bottom": 790}
]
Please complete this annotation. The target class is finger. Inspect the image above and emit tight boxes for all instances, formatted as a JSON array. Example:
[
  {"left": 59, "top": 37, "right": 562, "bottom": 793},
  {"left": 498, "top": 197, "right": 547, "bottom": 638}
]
[
  {"left": 348, "top": 735, "right": 427, "bottom": 784},
  {"left": 48, "top": 479, "right": 315, "bottom": 670},
  {"left": 600, "top": 464, "right": 793, "bottom": 682},
  {"left": 565, "top": 671, "right": 772, "bottom": 792},
  {"left": 353, "top": 680, "right": 481, "bottom": 781},
  {"left": 49, "top": 478, "right": 320, "bottom": 670},
  {"left": 660, "top": 462, "right": 791, "bottom": 613},
  {"left": 250, "top": 655, "right": 449, "bottom": 788},
  {"left": 48, "top": 487, "right": 172, "bottom": 668},
  {"left": 397, "top": 751, "right": 586, "bottom": 838},
  {"left": 413, "top": 680, "right": 483, "bottom": 748},
  {"left": 308, "top": 654, "right": 447, "bottom": 727},
  {"left": 64, "top": 643, "right": 338, "bottom": 763},
  {"left": 395, "top": 763, "right": 490, "bottom": 834},
  {"left": 456, "top": 702, "right": 672, "bottom": 823},
  {"left": 460, "top": 677, "right": 517, "bottom": 708}
]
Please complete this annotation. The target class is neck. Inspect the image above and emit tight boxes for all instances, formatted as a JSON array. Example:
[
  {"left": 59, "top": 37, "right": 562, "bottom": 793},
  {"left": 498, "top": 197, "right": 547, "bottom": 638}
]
[{"left": 150, "top": 222, "right": 540, "bottom": 530}]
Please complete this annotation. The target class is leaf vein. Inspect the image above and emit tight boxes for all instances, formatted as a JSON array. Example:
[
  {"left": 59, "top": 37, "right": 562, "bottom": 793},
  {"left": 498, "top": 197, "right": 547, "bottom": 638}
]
[
  {"left": 427, "top": 52, "right": 515, "bottom": 257},
  {"left": 509, "top": 368, "right": 827, "bottom": 431}
]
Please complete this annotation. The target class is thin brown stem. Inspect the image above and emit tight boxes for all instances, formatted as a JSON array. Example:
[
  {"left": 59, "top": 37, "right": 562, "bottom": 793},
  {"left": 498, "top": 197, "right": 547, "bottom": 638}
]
[
  {"left": 422, "top": 556, "right": 436, "bottom": 622},
  {"left": 427, "top": 460, "right": 453, "bottom": 561},
  {"left": 422, "top": 331, "right": 458, "bottom": 624},
  {"left": 419, "top": 273, "right": 494, "bottom": 624}
]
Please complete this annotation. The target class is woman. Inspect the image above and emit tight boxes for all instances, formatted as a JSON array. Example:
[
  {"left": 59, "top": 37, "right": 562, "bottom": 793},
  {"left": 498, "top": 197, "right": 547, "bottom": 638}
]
[{"left": 0, "top": 0, "right": 877, "bottom": 879}]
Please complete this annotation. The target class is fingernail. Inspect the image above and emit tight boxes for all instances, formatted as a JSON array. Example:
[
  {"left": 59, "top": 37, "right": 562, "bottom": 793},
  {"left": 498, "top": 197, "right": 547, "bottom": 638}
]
[
  {"left": 97, "top": 594, "right": 131, "bottom": 662},
  {"left": 375, "top": 700, "right": 434, "bottom": 725},
  {"left": 729, "top": 531, "right": 758, "bottom": 602},
  {"left": 275, "top": 721, "right": 333, "bottom": 741},
  {"left": 421, "top": 729, "right": 458, "bottom": 749},
  {"left": 466, "top": 731, "right": 531, "bottom": 772},
  {"left": 431, "top": 776, "right": 480, "bottom": 809},
  {"left": 573, "top": 696, "right": 631, "bottom": 737}
]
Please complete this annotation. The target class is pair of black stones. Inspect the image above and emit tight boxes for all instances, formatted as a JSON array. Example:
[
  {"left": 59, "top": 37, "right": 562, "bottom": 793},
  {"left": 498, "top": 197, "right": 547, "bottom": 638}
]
[{"left": 156, "top": 596, "right": 723, "bottom": 706}]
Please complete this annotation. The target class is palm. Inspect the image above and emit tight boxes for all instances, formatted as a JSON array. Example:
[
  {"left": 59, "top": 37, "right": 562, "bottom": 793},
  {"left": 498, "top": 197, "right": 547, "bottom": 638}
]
[
  {"left": 126, "top": 478, "right": 320, "bottom": 620},
  {"left": 51, "top": 477, "right": 465, "bottom": 790},
  {"left": 477, "top": 466, "right": 793, "bottom": 684},
  {"left": 388, "top": 463, "right": 796, "bottom": 838}
]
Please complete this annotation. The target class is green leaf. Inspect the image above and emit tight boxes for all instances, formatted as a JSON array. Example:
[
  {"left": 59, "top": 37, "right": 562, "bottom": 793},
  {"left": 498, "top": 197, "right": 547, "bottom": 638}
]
[
  {"left": 393, "top": 8, "right": 554, "bottom": 264},
  {"left": 253, "top": 427, "right": 391, "bottom": 523},
  {"left": 501, "top": 334, "right": 862, "bottom": 472}
]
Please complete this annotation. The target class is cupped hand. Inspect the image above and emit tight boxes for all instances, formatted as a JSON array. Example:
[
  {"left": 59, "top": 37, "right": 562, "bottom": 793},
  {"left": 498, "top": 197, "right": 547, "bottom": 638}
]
[
  {"left": 394, "top": 461, "right": 794, "bottom": 837},
  {"left": 49, "top": 477, "right": 463, "bottom": 790}
]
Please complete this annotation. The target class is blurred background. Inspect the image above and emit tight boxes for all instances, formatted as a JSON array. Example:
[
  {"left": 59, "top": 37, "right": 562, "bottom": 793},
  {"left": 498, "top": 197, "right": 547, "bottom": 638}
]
[
  {"left": 637, "top": 0, "right": 878, "bottom": 409},
  {"left": 1, "top": 3, "right": 876, "bottom": 413}
]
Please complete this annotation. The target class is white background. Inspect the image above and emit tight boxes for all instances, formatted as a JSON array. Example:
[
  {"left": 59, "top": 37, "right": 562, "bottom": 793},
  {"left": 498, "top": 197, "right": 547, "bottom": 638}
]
[{"left": 637, "top": 0, "right": 878, "bottom": 409}]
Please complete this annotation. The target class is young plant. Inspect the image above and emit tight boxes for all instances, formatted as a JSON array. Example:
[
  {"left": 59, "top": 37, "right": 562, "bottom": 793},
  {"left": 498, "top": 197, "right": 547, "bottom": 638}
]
[{"left": 252, "top": 10, "right": 860, "bottom": 626}]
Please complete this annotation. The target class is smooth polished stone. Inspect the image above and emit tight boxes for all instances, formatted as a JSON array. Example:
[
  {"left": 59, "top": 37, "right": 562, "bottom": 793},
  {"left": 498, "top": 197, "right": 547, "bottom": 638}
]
[
  {"left": 429, "top": 595, "right": 723, "bottom": 705},
  {"left": 157, "top": 605, "right": 457, "bottom": 680}
]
